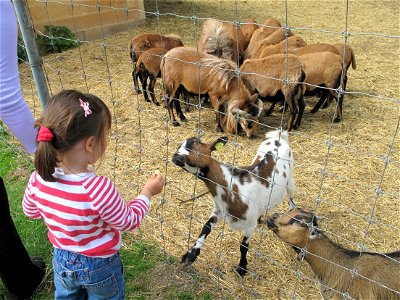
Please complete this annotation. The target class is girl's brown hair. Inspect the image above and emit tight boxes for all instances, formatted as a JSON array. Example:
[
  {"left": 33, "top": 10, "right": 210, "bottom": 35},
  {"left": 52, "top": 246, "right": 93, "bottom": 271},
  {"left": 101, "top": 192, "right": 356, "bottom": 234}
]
[{"left": 35, "top": 89, "right": 112, "bottom": 181}]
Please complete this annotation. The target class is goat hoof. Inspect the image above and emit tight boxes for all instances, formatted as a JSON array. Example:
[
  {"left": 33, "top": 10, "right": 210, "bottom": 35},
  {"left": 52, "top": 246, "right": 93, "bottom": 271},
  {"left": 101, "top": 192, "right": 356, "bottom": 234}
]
[
  {"left": 333, "top": 117, "right": 341, "bottom": 123},
  {"left": 235, "top": 266, "right": 248, "bottom": 277},
  {"left": 181, "top": 249, "right": 199, "bottom": 266},
  {"left": 172, "top": 121, "right": 180, "bottom": 127},
  {"left": 135, "top": 90, "right": 142, "bottom": 95},
  {"left": 180, "top": 117, "right": 188, "bottom": 122}
]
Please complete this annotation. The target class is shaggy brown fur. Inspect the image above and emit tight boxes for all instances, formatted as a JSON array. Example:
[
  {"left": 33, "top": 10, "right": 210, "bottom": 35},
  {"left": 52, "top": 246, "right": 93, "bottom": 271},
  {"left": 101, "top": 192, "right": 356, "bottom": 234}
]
[
  {"left": 267, "top": 208, "right": 400, "bottom": 300},
  {"left": 240, "top": 54, "right": 306, "bottom": 131},
  {"left": 128, "top": 33, "right": 184, "bottom": 94},
  {"left": 161, "top": 47, "right": 262, "bottom": 137},
  {"left": 244, "top": 18, "right": 282, "bottom": 59},
  {"left": 259, "top": 36, "right": 307, "bottom": 58},
  {"left": 198, "top": 19, "right": 246, "bottom": 64}
]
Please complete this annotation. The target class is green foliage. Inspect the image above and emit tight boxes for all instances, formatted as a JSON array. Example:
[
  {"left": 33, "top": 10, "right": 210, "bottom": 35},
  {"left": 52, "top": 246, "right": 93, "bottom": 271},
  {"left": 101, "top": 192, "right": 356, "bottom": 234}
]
[
  {"left": 17, "top": 43, "right": 28, "bottom": 64},
  {"left": 36, "top": 25, "right": 77, "bottom": 54}
]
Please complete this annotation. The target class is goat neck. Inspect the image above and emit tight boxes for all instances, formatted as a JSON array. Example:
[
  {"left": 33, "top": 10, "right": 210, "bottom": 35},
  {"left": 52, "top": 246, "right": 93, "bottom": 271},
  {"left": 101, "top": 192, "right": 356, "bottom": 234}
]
[{"left": 303, "top": 234, "right": 354, "bottom": 290}]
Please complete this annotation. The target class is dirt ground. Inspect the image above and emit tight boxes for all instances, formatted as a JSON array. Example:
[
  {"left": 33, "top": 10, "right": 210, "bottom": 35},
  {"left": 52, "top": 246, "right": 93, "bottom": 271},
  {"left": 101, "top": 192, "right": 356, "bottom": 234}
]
[{"left": 19, "top": 0, "right": 399, "bottom": 299}]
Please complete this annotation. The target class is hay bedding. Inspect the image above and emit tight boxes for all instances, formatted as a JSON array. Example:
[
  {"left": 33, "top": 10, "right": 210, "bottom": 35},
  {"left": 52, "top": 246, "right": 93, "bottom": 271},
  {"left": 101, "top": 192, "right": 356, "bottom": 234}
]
[{"left": 19, "top": 0, "right": 399, "bottom": 298}]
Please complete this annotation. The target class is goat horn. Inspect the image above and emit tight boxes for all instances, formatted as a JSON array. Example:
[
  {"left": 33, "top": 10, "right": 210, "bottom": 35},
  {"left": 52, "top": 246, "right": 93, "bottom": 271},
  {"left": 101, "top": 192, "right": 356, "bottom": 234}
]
[
  {"left": 257, "top": 99, "right": 264, "bottom": 118},
  {"left": 231, "top": 108, "right": 250, "bottom": 119}
]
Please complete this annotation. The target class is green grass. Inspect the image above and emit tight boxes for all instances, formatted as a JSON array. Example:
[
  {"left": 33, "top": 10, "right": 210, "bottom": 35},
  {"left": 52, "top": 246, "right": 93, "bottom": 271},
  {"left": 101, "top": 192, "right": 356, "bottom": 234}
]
[{"left": 0, "top": 126, "right": 215, "bottom": 299}]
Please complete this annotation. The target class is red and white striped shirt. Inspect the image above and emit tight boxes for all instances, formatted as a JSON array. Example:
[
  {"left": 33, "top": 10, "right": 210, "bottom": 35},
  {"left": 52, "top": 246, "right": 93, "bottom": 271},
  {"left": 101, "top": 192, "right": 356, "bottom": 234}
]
[{"left": 23, "top": 170, "right": 150, "bottom": 257}]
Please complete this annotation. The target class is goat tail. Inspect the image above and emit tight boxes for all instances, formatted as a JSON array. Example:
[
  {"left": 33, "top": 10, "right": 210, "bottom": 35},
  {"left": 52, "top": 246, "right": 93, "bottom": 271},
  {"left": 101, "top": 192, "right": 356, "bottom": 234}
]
[
  {"left": 265, "top": 130, "right": 289, "bottom": 143},
  {"left": 351, "top": 50, "right": 357, "bottom": 70},
  {"left": 280, "top": 131, "right": 289, "bottom": 143}
]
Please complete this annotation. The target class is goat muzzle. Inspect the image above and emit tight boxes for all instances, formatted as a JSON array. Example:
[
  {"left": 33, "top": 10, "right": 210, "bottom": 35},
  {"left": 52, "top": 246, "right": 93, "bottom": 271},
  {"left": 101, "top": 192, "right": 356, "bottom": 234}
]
[
  {"left": 266, "top": 216, "right": 278, "bottom": 232},
  {"left": 172, "top": 154, "right": 186, "bottom": 167}
]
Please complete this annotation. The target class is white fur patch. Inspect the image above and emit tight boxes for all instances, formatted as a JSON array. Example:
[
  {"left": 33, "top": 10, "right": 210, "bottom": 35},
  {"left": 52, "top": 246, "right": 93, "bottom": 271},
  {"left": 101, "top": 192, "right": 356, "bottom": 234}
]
[
  {"left": 183, "top": 164, "right": 198, "bottom": 174},
  {"left": 177, "top": 141, "right": 190, "bottom": 155}
]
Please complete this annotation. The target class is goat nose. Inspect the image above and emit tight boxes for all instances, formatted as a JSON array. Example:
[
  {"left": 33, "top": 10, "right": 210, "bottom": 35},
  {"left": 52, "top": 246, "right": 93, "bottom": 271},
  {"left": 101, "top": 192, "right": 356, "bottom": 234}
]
[{"left": 172, "top": 154, "right": 185, "bottom": 167}]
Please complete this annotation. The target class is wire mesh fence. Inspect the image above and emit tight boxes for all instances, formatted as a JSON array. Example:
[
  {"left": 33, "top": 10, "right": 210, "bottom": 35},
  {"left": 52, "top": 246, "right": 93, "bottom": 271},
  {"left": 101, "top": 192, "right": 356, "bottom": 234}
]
[{"left": 1, "top": 0, "right": 399, "bottom": 298}]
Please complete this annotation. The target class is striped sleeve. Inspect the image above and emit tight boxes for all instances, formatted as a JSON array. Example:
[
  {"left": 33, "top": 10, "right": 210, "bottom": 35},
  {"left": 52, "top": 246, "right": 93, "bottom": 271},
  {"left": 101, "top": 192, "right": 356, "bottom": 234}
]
[
  {"left": 86, "top": 176, "right": 150, "bottom": 232},
  {"left": 22, "top": 172, "right": 42, "bottom": 219}
]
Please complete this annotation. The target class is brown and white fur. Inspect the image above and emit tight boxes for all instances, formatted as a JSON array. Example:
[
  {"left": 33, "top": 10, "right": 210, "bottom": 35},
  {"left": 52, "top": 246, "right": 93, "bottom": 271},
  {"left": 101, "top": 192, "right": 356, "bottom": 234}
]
[
  {"left": 161, "top": 47, "right": 263, "bottom": 137},
  {"left": 267, "top": 208, "right": 400, "bottom": 299},
  {"left": 172, "top": 130, "right": 296, "bottom": 276}
]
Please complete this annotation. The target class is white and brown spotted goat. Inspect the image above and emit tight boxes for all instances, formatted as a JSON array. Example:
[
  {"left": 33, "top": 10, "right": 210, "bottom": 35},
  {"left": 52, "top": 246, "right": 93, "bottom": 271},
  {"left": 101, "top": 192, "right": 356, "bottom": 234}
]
[
  {"left": 172, "top": 130, "right": 296, "bottom": 276},
  {"left": 267, "top": 208, "right": 400, "bottom": 299}
]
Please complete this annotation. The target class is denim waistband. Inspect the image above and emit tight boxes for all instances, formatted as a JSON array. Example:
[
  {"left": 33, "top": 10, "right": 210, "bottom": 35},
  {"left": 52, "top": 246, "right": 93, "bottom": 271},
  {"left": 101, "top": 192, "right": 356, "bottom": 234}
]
[{"left": 53, "top": 248, "right": 118, "bottom": 263}]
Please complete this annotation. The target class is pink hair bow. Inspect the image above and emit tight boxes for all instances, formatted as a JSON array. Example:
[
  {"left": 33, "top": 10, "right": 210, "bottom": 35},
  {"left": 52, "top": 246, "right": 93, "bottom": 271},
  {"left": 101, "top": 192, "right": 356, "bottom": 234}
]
[{"left": 79, "top": 98, "right": 92, "bottom": 117}]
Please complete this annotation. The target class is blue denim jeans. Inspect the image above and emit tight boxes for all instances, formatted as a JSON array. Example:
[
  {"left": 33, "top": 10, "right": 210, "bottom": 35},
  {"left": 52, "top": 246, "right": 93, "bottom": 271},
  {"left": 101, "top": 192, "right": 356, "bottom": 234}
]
[{"left": 53, "top": 248, "right": 125, "bottom": 300}]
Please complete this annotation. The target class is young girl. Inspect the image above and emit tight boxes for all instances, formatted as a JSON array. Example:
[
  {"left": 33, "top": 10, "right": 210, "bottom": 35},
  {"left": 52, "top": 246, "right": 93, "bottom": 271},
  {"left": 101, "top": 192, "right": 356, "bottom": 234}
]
[{"left": 22, "top": 89, "right": 164, "bottom": 299}]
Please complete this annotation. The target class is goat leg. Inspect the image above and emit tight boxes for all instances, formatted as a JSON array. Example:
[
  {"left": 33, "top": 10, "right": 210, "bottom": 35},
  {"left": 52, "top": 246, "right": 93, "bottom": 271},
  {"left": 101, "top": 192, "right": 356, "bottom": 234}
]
[
  {"left": 293, "top": 95, "right": 305, "bottom": 130},
  {"left": 310, "top": 88, "right": 329, "bottom": 113},
  {"left": 132, "top": 62, "right": 142, "bottom": 95},
  {"left": 141, "top": 73, "right": 151, "bottom": 102},
  {"left": 236, "top": 236, "right": 250, "bottom": 277},
  {"left": 333, "top": 92, "right": 343, "bottom": 123},
  {"left": 148, "top": 75, "right": 160, "bottom": 106},
  {"left": 181, "top": 215, "right": 218, "bottom": 266},
  {"left": 165, "top": 95, "right": 180, "bottom": 127}
]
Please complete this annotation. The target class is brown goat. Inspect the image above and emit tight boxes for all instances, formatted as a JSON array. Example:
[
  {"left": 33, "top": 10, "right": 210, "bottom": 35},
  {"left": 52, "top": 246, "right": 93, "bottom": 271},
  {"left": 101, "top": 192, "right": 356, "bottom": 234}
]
[
  {"left": 128, "top": 33, "right": 184, "bottom": 94},
  {"left": 267, "top": 208, "right": 400, "bottom": 299},
  {"left": 240, "top": 54, "right": 306, "bottom": 131},
  {"left": 333, "top": 43, "right": 356, "bottom": 91},
  {"left": 316, "top": 43, "right": 357, "bottom": 110},
  {"left": 299, "top": 52, "right": 345, "bottom": 122},
  {"left": 251, "top": 28, "right": 294, "bottom": 59},
  {"left": 240, "top": 18, "right": 259, "bottom": 51},
  {"left": 161, "top": 47, "right": 263, "bottom": 137},
  {"left": 260, "top": 42, "right": 337, "bottom": 59},
  {"left": 259, "top": 36, "right": 307, "bottom": 58},
  {"left": 244, "top": 18, "right": 282, "bottom": 59},
  {"left": 198, "top": 19, "right": 246, "bottom": 64},
  {"left": 135, "top": 47, "right": 166, "bottom": 106}
]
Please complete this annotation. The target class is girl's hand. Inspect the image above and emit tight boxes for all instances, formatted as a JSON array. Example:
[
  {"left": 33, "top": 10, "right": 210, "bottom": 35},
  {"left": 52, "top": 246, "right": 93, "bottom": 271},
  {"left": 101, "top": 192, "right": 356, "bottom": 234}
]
[{"left": 141, "top": 172, "right": 165, "bottom": 198}]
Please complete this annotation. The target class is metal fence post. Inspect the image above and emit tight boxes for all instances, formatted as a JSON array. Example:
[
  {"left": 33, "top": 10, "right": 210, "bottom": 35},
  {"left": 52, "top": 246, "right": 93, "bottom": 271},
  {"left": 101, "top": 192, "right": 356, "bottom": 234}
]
[{"left": 13, "top": 0, "right": 49, "bottom": 110}]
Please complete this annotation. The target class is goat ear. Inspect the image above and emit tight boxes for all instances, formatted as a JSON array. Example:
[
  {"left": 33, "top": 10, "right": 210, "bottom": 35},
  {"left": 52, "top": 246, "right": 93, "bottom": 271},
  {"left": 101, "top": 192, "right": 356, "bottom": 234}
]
[
  {"left": 250, "top": 93, "right": 259, "bottom": 102},
  {"left": 210, "top": 136, "right": 228, "bottom": 152},
  {"left": 257, "top": 99, "right": 264, "bottom": 118},
  {"left": 309, "top": 218, "right": 321, "bottom": 237}
]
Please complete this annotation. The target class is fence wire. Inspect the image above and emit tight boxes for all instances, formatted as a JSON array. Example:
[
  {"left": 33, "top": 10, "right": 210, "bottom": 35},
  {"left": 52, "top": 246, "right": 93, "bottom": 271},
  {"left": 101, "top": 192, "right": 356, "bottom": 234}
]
[{"left": 3, "top": 0, "right": 399, "bottom": 299}]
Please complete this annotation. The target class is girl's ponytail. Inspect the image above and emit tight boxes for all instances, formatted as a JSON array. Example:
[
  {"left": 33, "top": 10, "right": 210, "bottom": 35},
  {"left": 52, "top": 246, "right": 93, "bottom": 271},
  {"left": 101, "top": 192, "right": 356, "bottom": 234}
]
[{"left": 34, "top": 124, "right": 58, "bottom": 182}]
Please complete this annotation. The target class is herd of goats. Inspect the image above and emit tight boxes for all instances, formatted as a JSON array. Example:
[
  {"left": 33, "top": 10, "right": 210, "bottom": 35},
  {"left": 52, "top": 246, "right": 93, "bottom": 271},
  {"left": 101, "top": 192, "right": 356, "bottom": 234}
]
[
  {"left": 128, "top": 18, "right": 399, "bottom": 299},
  {"left": 129, "top": 17, "right": 357, "bottom": 137}
]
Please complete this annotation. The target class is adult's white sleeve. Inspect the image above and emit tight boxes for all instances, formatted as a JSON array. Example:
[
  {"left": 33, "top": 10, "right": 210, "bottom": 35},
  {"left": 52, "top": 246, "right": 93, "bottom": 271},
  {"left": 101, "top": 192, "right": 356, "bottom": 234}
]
[{"left": 0, "top": 1, "right": 37, "bottom": 154}]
